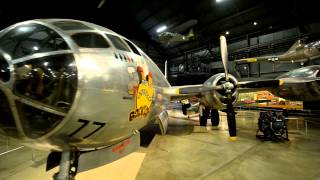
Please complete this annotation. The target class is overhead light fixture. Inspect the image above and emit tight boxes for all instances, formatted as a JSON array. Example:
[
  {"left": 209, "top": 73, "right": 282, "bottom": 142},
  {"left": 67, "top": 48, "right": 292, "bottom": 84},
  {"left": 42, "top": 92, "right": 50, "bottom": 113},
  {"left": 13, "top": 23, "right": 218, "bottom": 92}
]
[
  {"left": 97, "top": 0, "right": 106, "bottom": 8},
  {"left": 253, "top": 21, "right": 258, "bottom": 26},
  {"left": 216, "top": 0, "right": 224, "bottom": 3},
  {"left": 156, "top": 25, "right": 167, "bottom": 33},
  {"left": 225, "top": 31, "right": 229, "bottom": 35},
  {"left": 18, "top": 26, "right": 31, "bottom": 32}
]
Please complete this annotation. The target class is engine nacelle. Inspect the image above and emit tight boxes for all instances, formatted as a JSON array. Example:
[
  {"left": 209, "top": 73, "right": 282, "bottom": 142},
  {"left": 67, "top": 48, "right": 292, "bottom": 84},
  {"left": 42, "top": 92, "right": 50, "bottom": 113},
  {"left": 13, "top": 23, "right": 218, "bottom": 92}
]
[{"left": 201, "top": 73, "right": 238, "bottom": 109}]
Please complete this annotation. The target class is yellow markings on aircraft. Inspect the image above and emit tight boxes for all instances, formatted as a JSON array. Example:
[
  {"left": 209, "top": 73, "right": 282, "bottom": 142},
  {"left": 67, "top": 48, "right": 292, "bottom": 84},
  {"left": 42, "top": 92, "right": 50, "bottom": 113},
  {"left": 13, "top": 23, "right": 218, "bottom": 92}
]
[
  {"left": 279, "top": 79, "right": 284, "bottom": 86},
  {"left": 176, "top": 88, "right": 180, "bottom": 95},
  {"left": 162, "top": 88, "right": 180, "bottom": 95},
  {"left": 244, "top": 58, "right": 257, "bottom": 62},
  {"left": 129, "top": 73, "right": 154, "bottom": 122},
  {"left": 229, "top": 136, "right": 237, "bottom": 141}
]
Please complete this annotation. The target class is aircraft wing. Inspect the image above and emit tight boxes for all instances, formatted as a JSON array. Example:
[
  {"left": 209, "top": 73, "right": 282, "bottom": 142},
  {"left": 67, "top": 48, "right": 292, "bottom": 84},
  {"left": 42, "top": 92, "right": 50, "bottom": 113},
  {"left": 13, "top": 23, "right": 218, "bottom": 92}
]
[
  {"left": 236, "top": 79, "right": 282, "bottom": 93},
  {"left": 162, "top": 84, "right": 214, "bottom": 100},
  {"left": 163, "top": 79, "right": 283, "bottom": 100}
]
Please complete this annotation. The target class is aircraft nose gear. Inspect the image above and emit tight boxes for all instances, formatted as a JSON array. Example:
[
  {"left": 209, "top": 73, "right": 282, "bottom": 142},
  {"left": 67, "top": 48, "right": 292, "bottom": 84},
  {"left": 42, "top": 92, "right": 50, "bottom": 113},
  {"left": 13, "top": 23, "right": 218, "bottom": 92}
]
[
  {"left": 256, "top": 111, "right": 289, "bottom": 141},
  {"left": 53, "top": 151, "right": 79, "bottom": 180}
]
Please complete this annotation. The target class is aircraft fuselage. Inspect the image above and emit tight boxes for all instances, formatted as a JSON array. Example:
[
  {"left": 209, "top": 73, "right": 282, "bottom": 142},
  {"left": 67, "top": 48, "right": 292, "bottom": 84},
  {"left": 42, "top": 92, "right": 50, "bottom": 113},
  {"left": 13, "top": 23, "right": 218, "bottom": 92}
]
[
  {"left": 270, "top": 77, "right": 320, "bottom": 102},
  {"left": 0, "top": 19, "right": 170, "bottom": 151}
]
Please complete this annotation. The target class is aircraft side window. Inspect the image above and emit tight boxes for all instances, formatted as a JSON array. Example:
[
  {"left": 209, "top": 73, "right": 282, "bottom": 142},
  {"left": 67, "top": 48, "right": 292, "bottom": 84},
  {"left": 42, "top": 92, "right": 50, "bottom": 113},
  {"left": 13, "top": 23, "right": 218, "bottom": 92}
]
[
  {"left": 71, "top": 33, "right": 110, "bottom": 48},
  {"left": 52, "top": 21, "right": 93, "bottom": 31},
  {"left": 0, "top": 23, "right": 69, "bottom": 60},
  {"left": 124, "top": 40, "right": 141, "bottom": 55},
  {"left": 105, "top": 34, "right": 130, "bottom": 52}
]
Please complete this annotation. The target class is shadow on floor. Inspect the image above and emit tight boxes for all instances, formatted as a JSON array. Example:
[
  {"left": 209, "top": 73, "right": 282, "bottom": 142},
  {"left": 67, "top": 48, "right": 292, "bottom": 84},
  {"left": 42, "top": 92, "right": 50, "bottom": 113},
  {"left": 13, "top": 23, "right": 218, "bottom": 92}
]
[{"left": 139, "top": 124, "right": 161, "bottom": 147}]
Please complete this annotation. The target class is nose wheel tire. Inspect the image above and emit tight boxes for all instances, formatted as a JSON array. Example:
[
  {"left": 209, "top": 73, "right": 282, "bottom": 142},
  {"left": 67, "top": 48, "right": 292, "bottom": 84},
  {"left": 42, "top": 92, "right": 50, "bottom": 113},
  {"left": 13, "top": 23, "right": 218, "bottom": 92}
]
[
  {"left": 210, "top": 109, "right": 220, "bottom": 126},
  {"left": 199, "top": 107, "right": 220, "bottom": 127},
  {"left": 199, "top": 107, "right": 210, "bottom": 126}
]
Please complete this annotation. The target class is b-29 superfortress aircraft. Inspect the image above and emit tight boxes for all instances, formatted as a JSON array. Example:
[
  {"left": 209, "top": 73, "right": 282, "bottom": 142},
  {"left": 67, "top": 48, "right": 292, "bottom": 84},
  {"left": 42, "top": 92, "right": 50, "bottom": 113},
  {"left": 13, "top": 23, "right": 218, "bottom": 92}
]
[{"left": 0, "top": 19, "right": 319, "bottom": 179}]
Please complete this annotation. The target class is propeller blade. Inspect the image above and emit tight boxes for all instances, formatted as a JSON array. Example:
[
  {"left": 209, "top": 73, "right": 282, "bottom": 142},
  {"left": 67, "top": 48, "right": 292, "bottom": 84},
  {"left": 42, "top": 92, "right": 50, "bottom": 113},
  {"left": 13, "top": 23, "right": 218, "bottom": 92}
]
[
  {"left": 220, "top": 35, "right": 229, "bottom": 81},
  {"left": 226, "top": 94, "right": 237, "bottom": 139},
  {"left": 220, "top": 35, "right": 237, "bottom": 139}
]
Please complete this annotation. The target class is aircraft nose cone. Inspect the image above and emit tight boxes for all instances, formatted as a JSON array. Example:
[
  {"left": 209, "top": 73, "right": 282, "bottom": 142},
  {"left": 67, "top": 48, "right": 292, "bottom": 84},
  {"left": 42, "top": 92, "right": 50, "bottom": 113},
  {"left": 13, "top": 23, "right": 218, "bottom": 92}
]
[
  {"left": 0, "top": 51, "right": 79, "bottom": 139},
  {"left": 0, "top": 57, "right": 10, "bottom": 83}
]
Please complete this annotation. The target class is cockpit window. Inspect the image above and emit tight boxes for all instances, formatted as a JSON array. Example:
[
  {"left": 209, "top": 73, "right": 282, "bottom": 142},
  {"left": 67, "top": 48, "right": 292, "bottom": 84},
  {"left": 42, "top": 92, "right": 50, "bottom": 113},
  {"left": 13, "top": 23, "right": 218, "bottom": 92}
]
[
  {"left": 71, "top": 33, "right": 110, "bottom": 48},
  {"left": 0, "top": 23, "right": 69, "bottom": 60},
  {"left": 13, "top": 53, "right": 77, "bottom": 139},
  {"left": 277, "top": 67, "right": 319, "bottom": 78},
  {"left": 13, "top": 53, "right": 78, "bottom": 112},
  {"left": 52, "top": 21, "right": 93, "bottom": 31},
  {"left": 105, "top": 34, "right": 130, "bottom": 52},
  {"left": 125, "top": 40, "right": 141, "bottom": 55}
]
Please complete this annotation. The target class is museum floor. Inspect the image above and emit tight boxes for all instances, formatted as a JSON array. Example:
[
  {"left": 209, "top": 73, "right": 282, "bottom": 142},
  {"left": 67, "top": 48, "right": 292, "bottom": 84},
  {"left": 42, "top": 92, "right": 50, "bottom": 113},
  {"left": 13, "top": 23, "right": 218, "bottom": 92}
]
[{"left": 0, "top": 110, "right": 320, "bottom": 180}]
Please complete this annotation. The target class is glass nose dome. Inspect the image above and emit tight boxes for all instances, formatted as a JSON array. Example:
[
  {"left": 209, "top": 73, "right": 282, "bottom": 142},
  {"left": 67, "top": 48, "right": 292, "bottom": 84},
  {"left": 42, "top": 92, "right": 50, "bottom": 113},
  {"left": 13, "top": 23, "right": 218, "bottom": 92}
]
[{"left": 0, "top": 22, "right": 78, "bottom": 139}]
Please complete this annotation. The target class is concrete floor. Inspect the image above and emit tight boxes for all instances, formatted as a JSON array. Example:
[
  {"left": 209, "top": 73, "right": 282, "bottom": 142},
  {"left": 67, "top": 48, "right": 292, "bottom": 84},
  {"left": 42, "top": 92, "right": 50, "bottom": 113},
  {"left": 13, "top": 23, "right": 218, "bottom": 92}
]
[
  {"left": 0, "top": 110, "right": 320, "bottom": 180},
  {"left": 137, "top": 110, "right": 320, "bottom": 180}
]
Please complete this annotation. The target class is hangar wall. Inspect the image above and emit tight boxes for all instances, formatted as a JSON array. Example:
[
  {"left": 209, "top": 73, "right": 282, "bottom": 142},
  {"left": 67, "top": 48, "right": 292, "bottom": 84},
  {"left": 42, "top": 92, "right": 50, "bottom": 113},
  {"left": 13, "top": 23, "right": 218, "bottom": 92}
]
[{"left": 168, "top": 22, "right": 320, "bottom": 85}]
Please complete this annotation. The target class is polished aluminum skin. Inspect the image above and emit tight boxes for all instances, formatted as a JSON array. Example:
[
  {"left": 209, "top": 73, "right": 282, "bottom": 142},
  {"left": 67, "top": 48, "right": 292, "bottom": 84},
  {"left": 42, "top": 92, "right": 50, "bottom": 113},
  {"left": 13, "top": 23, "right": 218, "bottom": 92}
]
[{"left": 0, "top": 19, "right": 170, "bottom": 151}]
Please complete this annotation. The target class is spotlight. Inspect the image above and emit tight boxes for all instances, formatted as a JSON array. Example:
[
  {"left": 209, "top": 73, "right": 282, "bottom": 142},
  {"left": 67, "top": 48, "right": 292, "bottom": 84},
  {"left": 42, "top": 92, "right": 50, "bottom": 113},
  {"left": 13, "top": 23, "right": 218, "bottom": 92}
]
[{"left": 156, "top": 25, "right": 167, "bottom": 33}]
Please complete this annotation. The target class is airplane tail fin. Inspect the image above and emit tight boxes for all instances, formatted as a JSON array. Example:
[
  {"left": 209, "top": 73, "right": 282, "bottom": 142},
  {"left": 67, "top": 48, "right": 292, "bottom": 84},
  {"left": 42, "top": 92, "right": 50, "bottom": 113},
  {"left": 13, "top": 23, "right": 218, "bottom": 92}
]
[{"left": 287, "top": 39, "right": 304, "bottom": 53}]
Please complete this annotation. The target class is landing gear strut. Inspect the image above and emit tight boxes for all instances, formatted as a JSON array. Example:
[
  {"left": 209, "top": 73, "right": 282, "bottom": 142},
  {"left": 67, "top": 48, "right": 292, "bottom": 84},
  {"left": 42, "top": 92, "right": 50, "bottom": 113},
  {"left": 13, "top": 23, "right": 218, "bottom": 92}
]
[{"left": 53, "top": 151, "right": 79, "bottom": 180}]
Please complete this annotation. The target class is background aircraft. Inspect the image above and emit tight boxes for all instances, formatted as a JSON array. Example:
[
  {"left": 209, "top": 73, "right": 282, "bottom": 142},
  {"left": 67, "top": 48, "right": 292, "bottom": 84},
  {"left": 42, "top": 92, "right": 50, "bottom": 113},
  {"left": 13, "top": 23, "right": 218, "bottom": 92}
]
[
  {"left": 181, "top": 65, "right": 320, "bottom": 116},
  {"left": 155, "top": 19, "right": 197, "bottom": 44},
  {"left": 157, "top": 28, "right": 195, "bottom": 44},
  {"left": 238, "top": 65, "right": 320, "bottom": 102},
  {"left": 234, "top": 39, "right": 320, "bottom": 65},
  {"left": 0, "top": 19, "right": 313, "bottom": 180}
]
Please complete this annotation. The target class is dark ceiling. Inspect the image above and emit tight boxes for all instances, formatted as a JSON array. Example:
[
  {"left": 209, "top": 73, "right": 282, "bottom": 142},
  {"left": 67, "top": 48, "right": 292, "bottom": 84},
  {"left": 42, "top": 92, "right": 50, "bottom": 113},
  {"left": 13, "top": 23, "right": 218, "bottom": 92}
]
[{"left": 0, "top": 0, "right": 319, "bottom": 60}]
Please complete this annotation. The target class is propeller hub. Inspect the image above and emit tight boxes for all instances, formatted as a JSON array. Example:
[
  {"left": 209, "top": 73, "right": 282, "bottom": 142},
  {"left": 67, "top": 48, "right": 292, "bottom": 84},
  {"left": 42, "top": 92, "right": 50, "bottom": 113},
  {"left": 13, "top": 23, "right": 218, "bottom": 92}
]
[
  {"left": 203, "top": 73, "right": 238, "bottom": 109},
  {"left": 222, "top": 81, "right": 234, "bottom": 92}
]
